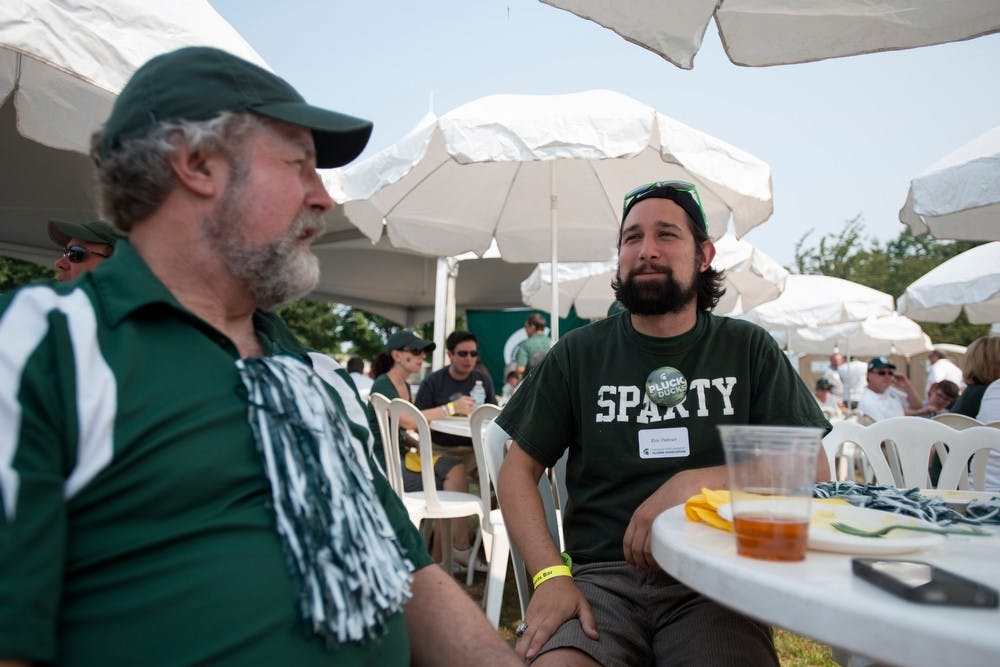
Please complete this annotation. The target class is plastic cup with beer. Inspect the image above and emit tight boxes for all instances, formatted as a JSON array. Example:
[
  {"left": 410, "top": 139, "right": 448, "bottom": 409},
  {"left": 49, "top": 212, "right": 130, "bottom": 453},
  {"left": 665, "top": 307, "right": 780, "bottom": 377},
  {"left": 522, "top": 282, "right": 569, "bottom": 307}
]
[{"left": 717, "top": 425, "right": 823, "bottom": 562}]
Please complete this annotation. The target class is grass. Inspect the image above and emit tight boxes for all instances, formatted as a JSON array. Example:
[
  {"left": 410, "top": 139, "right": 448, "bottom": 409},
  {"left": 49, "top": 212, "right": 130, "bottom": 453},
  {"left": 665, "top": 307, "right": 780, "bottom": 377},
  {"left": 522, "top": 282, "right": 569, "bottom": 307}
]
[{"left": 455, "top": 559, "right": 838, "bottom": 666}]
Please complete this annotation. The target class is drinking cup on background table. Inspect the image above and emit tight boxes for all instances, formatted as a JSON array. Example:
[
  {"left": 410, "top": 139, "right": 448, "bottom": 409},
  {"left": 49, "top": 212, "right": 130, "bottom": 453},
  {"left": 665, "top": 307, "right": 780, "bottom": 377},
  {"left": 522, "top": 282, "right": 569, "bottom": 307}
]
[{"left": 717, "top": 425, "right": 823, "bottom": 562}]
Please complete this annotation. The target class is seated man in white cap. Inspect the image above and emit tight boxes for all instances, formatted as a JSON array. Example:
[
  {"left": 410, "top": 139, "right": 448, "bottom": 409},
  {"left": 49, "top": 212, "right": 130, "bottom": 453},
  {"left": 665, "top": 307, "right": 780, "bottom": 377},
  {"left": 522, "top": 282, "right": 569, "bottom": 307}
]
[
  {"left": 857, "top": 356, "right": 922, "bottom": 421},
  {"left": 47, "top": 219, "right": 123, "bottom": 281}
]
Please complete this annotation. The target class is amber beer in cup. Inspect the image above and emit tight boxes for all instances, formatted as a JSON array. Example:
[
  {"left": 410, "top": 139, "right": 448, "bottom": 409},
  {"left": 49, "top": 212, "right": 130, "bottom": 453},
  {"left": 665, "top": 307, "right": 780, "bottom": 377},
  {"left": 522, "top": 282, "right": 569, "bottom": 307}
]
[{"left": 717, "top": 425, "right": 822, "bottom": 561}]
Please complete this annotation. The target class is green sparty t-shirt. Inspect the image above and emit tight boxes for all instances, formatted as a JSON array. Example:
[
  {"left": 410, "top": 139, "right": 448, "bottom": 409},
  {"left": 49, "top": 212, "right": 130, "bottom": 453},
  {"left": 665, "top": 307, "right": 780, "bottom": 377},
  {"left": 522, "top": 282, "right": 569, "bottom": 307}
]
[
  {"left": 0, "top": 242, "right": 432, "bottom": 666},
  {"left": 496, "top": 310, "right": 829, "bottom": 564}
]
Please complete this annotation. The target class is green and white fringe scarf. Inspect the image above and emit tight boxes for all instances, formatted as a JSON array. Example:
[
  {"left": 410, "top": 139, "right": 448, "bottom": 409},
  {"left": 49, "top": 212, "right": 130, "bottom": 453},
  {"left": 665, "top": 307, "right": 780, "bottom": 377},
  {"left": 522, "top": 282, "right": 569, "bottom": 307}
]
[{"left": 237, "top": 355, "right": 413, "bottom": 644}]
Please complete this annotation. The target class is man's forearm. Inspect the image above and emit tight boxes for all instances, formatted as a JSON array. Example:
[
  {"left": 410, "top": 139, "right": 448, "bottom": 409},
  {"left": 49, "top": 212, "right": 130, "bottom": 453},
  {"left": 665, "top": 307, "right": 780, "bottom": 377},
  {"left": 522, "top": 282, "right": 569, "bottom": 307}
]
[
  {"left": 405, "top": 566, "right": 519, "bottom": 666},
  {"left": 497, "top": 444, "right": 564, "bottom": 574}
]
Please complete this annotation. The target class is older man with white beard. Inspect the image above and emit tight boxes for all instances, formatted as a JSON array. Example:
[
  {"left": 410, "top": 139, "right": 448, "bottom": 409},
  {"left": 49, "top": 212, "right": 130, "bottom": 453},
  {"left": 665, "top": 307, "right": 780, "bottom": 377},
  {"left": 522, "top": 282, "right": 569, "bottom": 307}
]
[{"left": 0, "top": 47, "right": 517, "bottom": 667}]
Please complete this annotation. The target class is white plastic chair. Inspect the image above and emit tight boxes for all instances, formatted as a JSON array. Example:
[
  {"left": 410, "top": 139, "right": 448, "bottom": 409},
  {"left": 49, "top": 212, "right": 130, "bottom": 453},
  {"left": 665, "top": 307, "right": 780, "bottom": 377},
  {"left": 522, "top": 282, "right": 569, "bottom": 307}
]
[
  {"left": 482, "top": 419, "right": 566, "bottom": 620},
  {"left": 468, "top": 404, "right": 509, "bottom": 626},
  {"left": 825, "top": 417, "right": 994, "bottom": 489},
  {"left": 389, "top": 398, "right": 487, "bottom": 577},
  {"left": 936, "top": 424, "right": 1000, "bottom": 491},
  {"left": 369, "top": 393, "right": 404, "bottom": 495},
  {"left": 931, "top": 414, "right": 984, "bottom": 489},
  {"left": 822, "top": 420, "right": 901, "bottom": 486}
]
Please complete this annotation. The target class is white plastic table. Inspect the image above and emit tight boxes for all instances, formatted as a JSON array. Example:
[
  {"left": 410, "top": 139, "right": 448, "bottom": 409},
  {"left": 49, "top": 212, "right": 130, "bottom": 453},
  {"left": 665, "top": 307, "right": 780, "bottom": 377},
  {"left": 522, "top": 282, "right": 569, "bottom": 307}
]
[
  {"left": 429, "top": 416, "right": 472, "bottom": 438},
  {"left": 651, "top": 505, "right": 1000, "bottom": 667}
]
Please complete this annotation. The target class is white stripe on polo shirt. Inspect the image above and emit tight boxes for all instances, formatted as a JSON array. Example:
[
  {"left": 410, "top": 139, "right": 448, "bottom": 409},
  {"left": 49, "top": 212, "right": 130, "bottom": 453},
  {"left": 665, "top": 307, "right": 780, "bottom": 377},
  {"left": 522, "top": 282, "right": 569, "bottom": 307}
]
[
  {"left": 308, "top": 352, "right": 377, "bottom": 470},
  {"left": 0, "top": 286, "right": 117, "bottom": 520}
]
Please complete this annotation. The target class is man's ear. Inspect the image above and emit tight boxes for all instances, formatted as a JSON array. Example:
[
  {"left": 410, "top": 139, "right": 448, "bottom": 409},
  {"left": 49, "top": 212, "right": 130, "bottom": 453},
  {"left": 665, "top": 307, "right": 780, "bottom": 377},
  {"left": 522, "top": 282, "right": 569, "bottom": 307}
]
[
  {"left": 699, "top": 240, "right": 716, "bottom": 271},
  {"left": 167, "top": 142, "right": 225, "bottom": 198}
]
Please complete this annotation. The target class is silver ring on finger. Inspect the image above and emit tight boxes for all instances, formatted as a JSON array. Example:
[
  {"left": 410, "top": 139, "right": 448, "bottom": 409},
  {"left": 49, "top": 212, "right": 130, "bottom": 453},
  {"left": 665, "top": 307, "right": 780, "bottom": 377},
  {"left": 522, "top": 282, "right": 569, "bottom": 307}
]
[{"left": 515, "top": 620, "right": 528, "bottom": 637}]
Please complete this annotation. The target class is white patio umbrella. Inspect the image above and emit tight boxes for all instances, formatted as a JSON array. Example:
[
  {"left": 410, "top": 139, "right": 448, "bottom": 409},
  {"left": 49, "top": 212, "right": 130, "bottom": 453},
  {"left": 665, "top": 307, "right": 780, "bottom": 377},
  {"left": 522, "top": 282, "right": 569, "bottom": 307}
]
[
  {"left": 520, "top": 233, "right": 788, "bottom": 318},
  {"left": 0, "top": 0, "right": 268, "bottom": 263},
  {"left": 897, "top": 242, "right": 1000, "bottom": 323},
  {"left": 786, "top": 314, "right": 932, "bottom": 357},
  {"left": 740, "top": 274, "right": 895, "bottom": 331},
  {"left": 539, "top": 0, "right": 1000, "bottom": 69},
  {"left": 899, "top": 126, "right": 1000, "bottom": 241},
  {"left": 334, "top": 89, "right": 773, "bottom": 340}
]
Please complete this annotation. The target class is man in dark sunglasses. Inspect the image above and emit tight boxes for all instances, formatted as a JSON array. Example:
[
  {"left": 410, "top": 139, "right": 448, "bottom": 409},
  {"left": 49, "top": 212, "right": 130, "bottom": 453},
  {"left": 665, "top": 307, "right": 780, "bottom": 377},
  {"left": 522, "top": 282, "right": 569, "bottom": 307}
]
[
  {"left": 47, "top": 219, "right": 122, "bottom": 281},
  {"left": 415, "top": 330, "right": 497, "bottom": 456},
  {"left": 857, "top": 356, "right": 923, "bottom": 421},
  {"left": 496, "top": 181, "right": 830, "bottom": 666}
]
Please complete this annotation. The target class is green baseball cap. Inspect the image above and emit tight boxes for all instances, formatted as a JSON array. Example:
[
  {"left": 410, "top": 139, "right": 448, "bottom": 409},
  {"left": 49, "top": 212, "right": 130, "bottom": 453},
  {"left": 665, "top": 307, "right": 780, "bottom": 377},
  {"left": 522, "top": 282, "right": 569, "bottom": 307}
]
[
  {"left": 96, "top": 46, "right": 373, "bottom": 169},
  {"left": 385, "top": 329, "right": 435, "bottom": 353},
  {"left": 48, "top": 220, "right": 123, "bottom": 247}
]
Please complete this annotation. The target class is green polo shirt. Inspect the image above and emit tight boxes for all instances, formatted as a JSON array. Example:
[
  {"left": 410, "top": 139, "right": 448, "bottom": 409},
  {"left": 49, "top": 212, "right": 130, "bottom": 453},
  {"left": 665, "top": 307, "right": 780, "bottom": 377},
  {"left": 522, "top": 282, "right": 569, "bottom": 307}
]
[{"left": 0, "top": 241, "right": 431, "bottom": 666}]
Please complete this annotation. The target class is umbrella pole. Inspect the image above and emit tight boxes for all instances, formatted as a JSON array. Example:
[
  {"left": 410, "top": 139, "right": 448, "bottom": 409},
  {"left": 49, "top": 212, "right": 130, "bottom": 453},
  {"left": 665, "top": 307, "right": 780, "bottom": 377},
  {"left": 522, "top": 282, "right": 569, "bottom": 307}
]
[
  {"left": 433, "top": 257, "right": 449, "bottom": 370},
  {"left": 550, "top": 162, "right": 559, "bottom": 342}
]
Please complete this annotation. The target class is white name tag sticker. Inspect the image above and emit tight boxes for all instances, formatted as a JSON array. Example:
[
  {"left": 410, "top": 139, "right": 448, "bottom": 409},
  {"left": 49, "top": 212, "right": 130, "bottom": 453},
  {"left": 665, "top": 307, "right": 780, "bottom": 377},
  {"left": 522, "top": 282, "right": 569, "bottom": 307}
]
[{"left": 638, "top": 428, "right": 690, "bottom": 459}]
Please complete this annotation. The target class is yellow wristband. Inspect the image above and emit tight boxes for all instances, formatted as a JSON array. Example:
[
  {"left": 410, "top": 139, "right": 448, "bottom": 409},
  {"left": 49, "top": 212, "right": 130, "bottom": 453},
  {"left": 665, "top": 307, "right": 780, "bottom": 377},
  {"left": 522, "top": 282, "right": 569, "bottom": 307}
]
[
  {"left": 532, "top": 564, "right": 572, "bottom": 589},
  {"left": 446, "top": 401, "right": 455, "bottom": 416}
]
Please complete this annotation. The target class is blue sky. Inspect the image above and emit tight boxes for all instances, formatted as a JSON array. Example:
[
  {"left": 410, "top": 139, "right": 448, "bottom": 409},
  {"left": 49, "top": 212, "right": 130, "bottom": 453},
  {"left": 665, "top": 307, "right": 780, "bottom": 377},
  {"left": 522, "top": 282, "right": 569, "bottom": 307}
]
[{"left": 210, "top": 0, "right": 998, "bottom": 268}]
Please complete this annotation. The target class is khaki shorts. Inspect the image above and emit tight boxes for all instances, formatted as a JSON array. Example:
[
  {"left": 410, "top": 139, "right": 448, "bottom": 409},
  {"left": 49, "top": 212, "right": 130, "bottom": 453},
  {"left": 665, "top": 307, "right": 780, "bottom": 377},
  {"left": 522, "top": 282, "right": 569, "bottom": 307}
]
[{"left": 535, "top": 562, "right": 778, "bottom": 667}]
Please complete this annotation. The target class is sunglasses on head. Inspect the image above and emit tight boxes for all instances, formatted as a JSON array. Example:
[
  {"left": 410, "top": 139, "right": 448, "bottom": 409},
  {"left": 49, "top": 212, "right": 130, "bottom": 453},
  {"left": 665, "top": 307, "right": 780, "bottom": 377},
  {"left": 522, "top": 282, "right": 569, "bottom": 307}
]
[
  {"left": 63, "top": 245, "right": 111, "bottom": 263},
  {"left": 622, "top": 180, "right": 707, "bottom": 229},
  {"left": 453, "top": 350, "right": 479, "bottom": 358},
  {"left": 872, "top": 369, "right": 895, "bottom": 376}
]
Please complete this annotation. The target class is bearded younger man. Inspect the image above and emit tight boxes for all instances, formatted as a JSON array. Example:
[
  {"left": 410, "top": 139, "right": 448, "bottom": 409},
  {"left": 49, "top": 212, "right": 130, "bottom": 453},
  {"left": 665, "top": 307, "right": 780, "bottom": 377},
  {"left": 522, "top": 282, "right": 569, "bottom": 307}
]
[
  {"left": 0, "top": 47, "right": 517, "bottom": 667},
  {"left": 497, "top": 181, "right": 830, "bottom": 666}
]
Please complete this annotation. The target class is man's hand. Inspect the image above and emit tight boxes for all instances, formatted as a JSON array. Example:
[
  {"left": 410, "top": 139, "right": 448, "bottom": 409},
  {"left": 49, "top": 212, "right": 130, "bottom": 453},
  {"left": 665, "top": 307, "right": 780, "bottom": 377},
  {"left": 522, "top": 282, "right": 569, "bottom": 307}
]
[
  {"left": 516, "top": 576, "right": 598, "bottom": 661},
  {"left": 623, "top": 466, "right": 727, "bottom": 570},
  {"left": 452, "top": 395, "right": 476, "bottom": 416}
]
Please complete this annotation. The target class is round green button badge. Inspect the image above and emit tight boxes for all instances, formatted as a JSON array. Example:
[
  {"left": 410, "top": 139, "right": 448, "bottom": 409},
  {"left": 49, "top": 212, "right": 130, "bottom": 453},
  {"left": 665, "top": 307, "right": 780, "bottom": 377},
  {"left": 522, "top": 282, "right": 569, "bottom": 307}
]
[{"left": 645, "top": 366, "right": 688, "bottom": 407}]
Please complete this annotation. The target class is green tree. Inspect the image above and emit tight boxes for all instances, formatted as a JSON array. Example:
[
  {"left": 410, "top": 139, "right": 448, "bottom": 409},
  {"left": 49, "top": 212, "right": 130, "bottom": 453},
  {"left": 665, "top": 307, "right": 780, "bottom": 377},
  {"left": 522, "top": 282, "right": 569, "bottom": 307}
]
[
  {"left": 275, "top": 299, "right": 343, "bottom": 355},
  {"left": 793, "top": 217, "right": 989, "bottom": 346},
  {"left": 1, "top": 256, "right": 55, "bottom": 292},
  {"left": 335, "top": 307, "right": 400, "bottom": 359},
  {"left": 276, "top": 300, "right": 436, "bottom": 360}
]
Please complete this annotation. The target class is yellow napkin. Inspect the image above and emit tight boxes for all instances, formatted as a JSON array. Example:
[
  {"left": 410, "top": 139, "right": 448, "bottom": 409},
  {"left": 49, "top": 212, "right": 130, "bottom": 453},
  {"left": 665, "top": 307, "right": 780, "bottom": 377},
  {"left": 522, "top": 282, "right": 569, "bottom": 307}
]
[
  {"left": 404, "top": 450, "right": 440, "bottom": 473},
  {"left": 685, "top": 489, "right": 734, "bottom": 531},
  {"left": 684, "top": 489, "right": 851, "bottom": 532}
]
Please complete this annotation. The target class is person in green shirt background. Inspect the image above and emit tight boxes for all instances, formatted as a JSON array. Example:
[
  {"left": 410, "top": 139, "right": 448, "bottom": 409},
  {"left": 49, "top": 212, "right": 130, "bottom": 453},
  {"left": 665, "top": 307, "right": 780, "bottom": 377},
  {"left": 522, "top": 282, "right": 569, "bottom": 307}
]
[{"left": 514, "top": 312, "right": 553, "bottom": 377}]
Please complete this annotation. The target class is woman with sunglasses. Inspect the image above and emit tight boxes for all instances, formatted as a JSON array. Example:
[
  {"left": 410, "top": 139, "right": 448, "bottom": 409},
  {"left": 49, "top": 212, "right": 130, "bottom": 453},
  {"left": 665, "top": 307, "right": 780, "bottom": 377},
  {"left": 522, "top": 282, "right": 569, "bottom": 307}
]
[{"left": 366, "top": 329, "right": 482, "bottom": 570}]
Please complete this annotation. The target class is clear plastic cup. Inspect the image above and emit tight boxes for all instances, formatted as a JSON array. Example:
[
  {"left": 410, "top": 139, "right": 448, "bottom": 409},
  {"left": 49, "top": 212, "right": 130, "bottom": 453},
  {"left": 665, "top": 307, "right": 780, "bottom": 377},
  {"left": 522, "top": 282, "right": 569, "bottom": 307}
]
[{"left": 717, "top": 425, "right": 823, "bottom": 561}]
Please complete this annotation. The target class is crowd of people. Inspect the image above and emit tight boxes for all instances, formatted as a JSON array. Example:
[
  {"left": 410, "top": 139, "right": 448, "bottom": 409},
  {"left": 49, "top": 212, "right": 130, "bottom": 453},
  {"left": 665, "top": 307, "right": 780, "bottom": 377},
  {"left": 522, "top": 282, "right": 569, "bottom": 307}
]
[{"left": 0, "top": 43, "right": 994, "bottom": 667}]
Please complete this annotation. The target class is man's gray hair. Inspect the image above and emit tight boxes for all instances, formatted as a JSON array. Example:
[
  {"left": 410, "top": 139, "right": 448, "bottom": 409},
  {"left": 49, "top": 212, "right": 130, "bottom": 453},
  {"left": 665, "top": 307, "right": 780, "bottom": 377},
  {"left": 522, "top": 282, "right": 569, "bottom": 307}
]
[{"left": 89, "top": 112, "right": 264, "bottom": 231}]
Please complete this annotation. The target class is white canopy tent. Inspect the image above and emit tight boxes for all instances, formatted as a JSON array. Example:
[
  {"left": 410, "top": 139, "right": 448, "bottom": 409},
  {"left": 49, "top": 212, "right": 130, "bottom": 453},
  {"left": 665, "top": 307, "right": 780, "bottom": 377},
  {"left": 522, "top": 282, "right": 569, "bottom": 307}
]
[
  {"left": 333, "top": 90, "right": 774, "bottom": 341},
  {"left": 309, "top": 236, "right": 532, "bottom": 327},
  {"left": 539, "top": 0, "right": 1000, "bottom": 69},
  {"left": 899, "top": 126, "right": 1000, "bottom": 241},
  {"left": 0, "top": 0, "right": 268, "bottom": 262},
  {"left": 897, "top": 242, "right": 1000, "bottom": 324},
  {"left": 520, "top": 233, "right": 788, "bottom": 318}
]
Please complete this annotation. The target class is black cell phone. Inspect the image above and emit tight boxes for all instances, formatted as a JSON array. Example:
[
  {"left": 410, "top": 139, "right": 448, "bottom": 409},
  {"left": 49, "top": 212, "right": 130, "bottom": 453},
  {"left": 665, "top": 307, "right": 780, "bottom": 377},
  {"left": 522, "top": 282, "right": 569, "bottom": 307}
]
[{"left": 852, "top": 558, "right": 998, "bottom": 607}]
